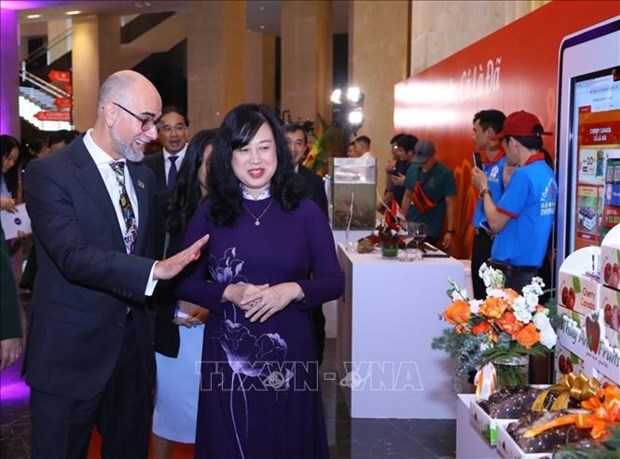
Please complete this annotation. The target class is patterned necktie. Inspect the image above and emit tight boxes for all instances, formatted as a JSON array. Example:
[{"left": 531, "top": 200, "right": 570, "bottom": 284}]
[
  {"left": 167, "top": 156, "right": 178, "bottom": 190},
  {"left": 110, "top": 161, "right": 138, "bottom": 253}
]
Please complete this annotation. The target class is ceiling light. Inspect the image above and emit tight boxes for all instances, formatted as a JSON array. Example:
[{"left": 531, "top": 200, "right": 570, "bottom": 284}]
[
  {"left": 347, "top": 108, "right": 364, "bottom": 127},
  {"left": 66, "top": 10, "right": 81, "bottom": 16},
  {"left": 330, "top": 89, "right": 342, "bottom": 105},
  {"left": 26, "top": 14, "right": 42, "bottom": 19},
  {"left": 346, "top": 87, "right": 362, "bottom": 103}
]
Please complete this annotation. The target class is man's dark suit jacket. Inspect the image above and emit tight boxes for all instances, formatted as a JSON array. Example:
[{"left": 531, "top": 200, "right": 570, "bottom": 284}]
[
  {"left": 142, "top": 151, "right": 167, "bottom": 192},
  {"left": 23, "top": 139, "right": 157, "bottom": 400},
  {"left": 298, "top": 164, "right": 329, "bottom": 217},
  {"left": 151, "top": 189, "right": 182, "bottom": 357},
  {"left": 0, "top": 226, "right": 22, "bottom": 341}
]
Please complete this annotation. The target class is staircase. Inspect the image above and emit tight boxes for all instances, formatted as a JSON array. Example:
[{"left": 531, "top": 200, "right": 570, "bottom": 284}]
[
  {"left": 119, "top": 12, "right": 186, "bottom": 69},
  {"left": 19, "top": 11, "right": 186, "bottom": 133},
  {"left": 19, "top": 69, "right": 73, "bottom": 132}
]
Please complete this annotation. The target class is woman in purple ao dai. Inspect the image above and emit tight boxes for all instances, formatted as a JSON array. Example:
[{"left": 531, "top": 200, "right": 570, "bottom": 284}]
[{"left": 176, "top": 103, "right": 343, "bottom": 459}]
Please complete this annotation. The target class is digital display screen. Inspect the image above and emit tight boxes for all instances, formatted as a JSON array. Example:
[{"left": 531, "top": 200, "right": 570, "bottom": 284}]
[
  {"left": 555, "top": 17, "right": 620, "bottom": 268},
  {"left": 568, "top": 66, "right": 620, "bottom": 252}
]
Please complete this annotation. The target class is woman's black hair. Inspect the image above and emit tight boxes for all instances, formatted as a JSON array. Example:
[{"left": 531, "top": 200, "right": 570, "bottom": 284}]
[
  {"left": 207, "top": 103, "right": 305, "bottom": 227},
  {"left": 0, "top": 134, "right": 22, "bottom": 196},
  {"left": 505, "top": 134, "right": 543, "bottom": 152},
  {"left": 166, "top": 129, "right": 218, "bottom": 235}
]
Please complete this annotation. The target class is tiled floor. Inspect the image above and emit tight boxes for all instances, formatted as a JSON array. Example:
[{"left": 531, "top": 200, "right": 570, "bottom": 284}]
[{"left": 1, "top": 336, "right": 456, "bottom": 459}]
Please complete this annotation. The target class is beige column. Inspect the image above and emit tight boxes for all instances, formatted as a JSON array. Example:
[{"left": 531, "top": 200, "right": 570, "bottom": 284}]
[
  {"left": 349, "top": 1, "right": 410, "bottom": 194},
  {"left": 72, "top": 15, "right": 121, "bottom": 131},
  {"left": 280, "top": 1, "right": 332, "bottom": 125},
  {"left": 410, "top": 0, "right": 549, "bottom": 74},
  {"left": 187, "top": 1, "right": 248, "bottom": 130},
  {"left": 245, "top": 30, "right": 276, "bottom": 110},
  {"left": 47, "top": 19, "right": 71, "bottom": 64}
]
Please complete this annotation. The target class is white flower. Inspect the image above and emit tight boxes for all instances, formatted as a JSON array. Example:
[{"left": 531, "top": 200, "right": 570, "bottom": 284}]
[
  {"left": 522, "top": 278, "right": 544, "bottom": 306},
  {"left": 469, "top": 299, "right": 482, "bottom": 314},
  {"left": 448, "top": 278, "right": 468, "bottom": 301},
  {"left": 513, "top": 297, "right": 532, "bottom": 323},
  {"left": 539, "top": 324, "right": 557, "bottom": 349},
  {"left": 522, "top": 291, "right": 540, "bottom": 311},
  {"left": 487, "top": 287, "right": 508, "bottom": 300},
  {"left": 479, "top": 263, "right": 506, "bottom": 289},
  {"left": 532, "top": 311, "right": 550, "bottom": 330}
]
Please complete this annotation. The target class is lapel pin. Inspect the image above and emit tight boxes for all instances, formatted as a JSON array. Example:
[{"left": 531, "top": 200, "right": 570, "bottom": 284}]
[{"left": 137, "top": 180, "right": 145, "bottom": 189}]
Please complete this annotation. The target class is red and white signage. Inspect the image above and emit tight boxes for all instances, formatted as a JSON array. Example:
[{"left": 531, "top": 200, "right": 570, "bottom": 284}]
[
  {"left": 34, "top": 111, "right": 71, "bottom": 122},
  {"left": 54, "top": 97, "right": 73, "bottom": 108},
  {"left": 48, "top": 69, "right": 71, "bottom": 84}
]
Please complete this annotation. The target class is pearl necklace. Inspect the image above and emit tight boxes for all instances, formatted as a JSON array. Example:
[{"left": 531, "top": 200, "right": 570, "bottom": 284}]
[{"left": 243, "top": 200, "right": 274, "bottom": 226}]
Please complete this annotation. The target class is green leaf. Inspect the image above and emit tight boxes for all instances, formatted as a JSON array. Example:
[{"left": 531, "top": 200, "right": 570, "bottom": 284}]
[{"left": 572, "top": 275, "right": 582, "bottom": 294}]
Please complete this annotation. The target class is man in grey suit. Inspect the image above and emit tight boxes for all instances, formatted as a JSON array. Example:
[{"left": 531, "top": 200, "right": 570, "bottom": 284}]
[
  {"left": 282, "top": 123, "right": 329, "bottom": 365},
  {"left": 23, "top": 70, "right": 209, "bottom": 459},
  {"left": 142, "top": 106, "right": 189, "bottom": 192}
]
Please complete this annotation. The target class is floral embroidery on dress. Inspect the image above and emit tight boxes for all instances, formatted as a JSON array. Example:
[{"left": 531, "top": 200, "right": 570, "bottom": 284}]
[
  {"left": 209, "top": 247, "right": 247, "bottom": 283},
  {"left": 209, "top": 247, "right": 292, "bottom": 459}
]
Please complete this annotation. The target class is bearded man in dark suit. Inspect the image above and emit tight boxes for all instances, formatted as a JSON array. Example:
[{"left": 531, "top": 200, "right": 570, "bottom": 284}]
[{"left": 23, "top": 70, "right": 209, "bottom": 459}]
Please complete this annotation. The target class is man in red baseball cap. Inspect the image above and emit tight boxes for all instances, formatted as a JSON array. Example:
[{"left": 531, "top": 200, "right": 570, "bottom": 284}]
[
  {"left": 471, "top": 110, "right": 557, "bottom": 291},
  {"left": 493, "top": 110, "right": 553, "bottom": 140}
]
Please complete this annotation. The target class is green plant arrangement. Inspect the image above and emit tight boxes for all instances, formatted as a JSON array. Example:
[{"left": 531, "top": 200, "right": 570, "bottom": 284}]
[
  {"left": 431, "top": 263, "right": 558, "bottom": 394},
  {"left": 303, "top": 114, "right": 348, "bottom": 176}
]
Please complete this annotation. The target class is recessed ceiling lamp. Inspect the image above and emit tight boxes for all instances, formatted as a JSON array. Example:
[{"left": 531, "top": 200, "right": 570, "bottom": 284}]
[
  {"left": 26, "top": 14, "right": 42, "bottom": 19},
  {"left": 66, "top": 10, "right": 81, "bottom": 16}
]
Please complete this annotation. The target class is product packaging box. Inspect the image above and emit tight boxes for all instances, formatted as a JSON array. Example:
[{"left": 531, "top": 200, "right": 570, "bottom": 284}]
[
  {"left": 559, "top": 246, "right": 602, "bottom": 318},
  {"left": 599, "top": 285, "right": 620, "bottom": 348},
  {"left": 496, "top": 423, "right": 552, "bottom": 459},
  {"left": 469, "top": 401, "right": 517, "bottom": 447}
]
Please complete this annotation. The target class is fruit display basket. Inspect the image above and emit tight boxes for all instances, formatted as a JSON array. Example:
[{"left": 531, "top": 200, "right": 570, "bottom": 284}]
[{"left": 556, "top": 240, "right": 620, "bottom": 385}]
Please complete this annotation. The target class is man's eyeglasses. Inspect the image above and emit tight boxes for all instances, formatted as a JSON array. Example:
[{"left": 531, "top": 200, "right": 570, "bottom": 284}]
[{"left": 113, "top": 102, "right": 162, "bottom": 132}]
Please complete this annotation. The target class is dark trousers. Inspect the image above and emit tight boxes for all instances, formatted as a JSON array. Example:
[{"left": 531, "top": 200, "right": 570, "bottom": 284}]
[
  {"left": 487, "top": 261, "right": 538, "bottom": 293},
  {"left": 471, "top": 230, "right": 493, "bottom": 300},
  {"left": 311, "top": 306, "right": 326, "bottom": 366},
  {"left": 30, "top": 320, "right": 151, "bottom": 459}
]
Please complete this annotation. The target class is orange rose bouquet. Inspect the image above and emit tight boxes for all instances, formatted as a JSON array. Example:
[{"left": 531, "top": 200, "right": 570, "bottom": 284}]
[{"left": 431, "top": 263, "right": 557, "bottom": 394}]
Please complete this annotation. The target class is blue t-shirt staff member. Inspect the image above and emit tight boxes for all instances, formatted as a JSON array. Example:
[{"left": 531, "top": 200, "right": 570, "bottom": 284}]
[
  {"left": 470, "top": 109, "right": 509, "bottom": 299},
  {"left": 472, "top": 110, "right": 557, "bottom": 292}
]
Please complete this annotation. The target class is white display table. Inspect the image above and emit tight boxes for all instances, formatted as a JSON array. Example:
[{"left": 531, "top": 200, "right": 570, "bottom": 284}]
[{"left": 336, "top": 244, "right": 464, "bottom": 418}]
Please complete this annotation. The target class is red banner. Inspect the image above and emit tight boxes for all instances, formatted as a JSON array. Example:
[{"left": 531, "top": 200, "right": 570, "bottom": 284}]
[
  {"left": 35, "top": 111, "right": 71, "bottom": 122},
  {"left": 48, "top": 69, "right": 71, "bottom": 83},
  {"left": 579, "top": 119, "right": 620, "bottom": 145},
  {"left": 393, "top": 1, "right": 620, "bottom": 259}
]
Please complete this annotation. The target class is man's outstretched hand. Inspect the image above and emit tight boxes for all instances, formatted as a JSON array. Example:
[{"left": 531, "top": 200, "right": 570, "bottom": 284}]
[{"left": 153, "top": 233, "right": 210, "bottom": 280}]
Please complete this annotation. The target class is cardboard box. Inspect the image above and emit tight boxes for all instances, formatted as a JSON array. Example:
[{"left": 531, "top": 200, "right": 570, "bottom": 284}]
[
  {"left": 557, "top": 313, "right": 620, "bottom": 384},
  {"left": 558, "top": 271, "right": 600, "bottom": 316},
  {"left": 600, "top": 285, "right": 620, "bottom": 347},
  {"left": 600, "top": 225, "right": 620, "bottom": 290},
  {"left": 496, "top": 423, "right": 552, "bottom": 459},
  {"left": 469, "top": 400, "right": 517, "bottom": 446},
  {"left": 554, "top": 346, "right": 583, "bottom": 380},
  {"left": 558, "top": 246, "right": 602, "bottom": 315}
]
